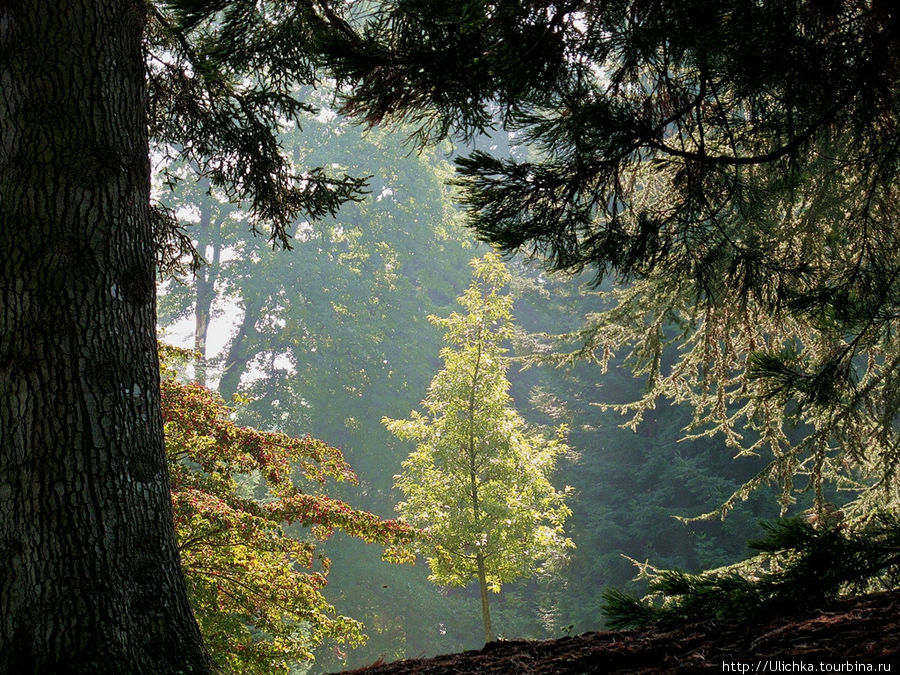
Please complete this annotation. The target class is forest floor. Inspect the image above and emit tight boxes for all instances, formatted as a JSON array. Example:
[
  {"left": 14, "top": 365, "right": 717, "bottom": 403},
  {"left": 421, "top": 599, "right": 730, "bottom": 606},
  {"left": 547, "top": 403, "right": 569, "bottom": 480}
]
[{"left": 339, "top": 591, "right": 899, "bottom": 673}]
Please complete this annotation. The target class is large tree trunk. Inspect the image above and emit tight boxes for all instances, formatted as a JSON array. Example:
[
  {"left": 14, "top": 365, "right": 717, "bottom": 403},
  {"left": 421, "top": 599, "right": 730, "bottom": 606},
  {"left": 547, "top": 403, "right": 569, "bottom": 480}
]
[{"left": 0, "top": 1, "right": 212, "bottom": 672}]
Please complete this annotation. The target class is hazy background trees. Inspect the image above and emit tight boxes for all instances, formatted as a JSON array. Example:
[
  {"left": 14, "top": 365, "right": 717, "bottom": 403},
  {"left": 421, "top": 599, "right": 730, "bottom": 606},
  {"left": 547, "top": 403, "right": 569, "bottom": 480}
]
[
  {"left": 156, "top": 111, "right": 784, "bottom": 672},
  {"left": 147, "top": 1, "right": 900, "bottom": 671}
]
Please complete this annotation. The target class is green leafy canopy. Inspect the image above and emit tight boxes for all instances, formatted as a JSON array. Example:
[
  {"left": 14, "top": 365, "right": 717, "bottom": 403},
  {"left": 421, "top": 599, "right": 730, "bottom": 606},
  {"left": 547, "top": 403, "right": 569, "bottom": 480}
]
[{"left": 384, "top": 253, "right": 573, "bottom": 638}]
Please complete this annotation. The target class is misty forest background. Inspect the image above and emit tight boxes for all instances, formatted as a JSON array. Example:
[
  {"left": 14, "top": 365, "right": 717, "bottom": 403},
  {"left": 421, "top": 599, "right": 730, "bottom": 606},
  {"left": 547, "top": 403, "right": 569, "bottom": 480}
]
[
  {"left": 156, "top": 106, "right": 794, "bottom": 673},
  {"left": 8, "top": 2, "right": 900, "bottom": 674}
]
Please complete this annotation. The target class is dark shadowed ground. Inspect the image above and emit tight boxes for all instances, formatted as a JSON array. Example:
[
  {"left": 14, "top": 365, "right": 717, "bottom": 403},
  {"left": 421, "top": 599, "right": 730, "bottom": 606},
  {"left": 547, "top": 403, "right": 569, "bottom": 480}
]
[{"left": 338, "top": 591, "right": 899, "bottom": 673}]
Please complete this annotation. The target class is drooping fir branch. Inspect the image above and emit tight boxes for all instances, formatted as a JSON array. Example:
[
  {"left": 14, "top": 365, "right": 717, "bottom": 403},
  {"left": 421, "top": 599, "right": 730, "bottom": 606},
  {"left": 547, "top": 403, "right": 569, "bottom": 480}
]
[
  {"left": 316, "top": 0, "right": 900, "bottom": 520},
  {"left": 519, "top": 262, "right": 900, "bottom": 521},
  {"left": 147, "top": 1, "right": 370, "bottom": 252},
  {"left": 152, "top": 202, "right": 206, "bottom": 279},
  {"left": 602, "top": 514, "right": 900, "bottom": 630}
]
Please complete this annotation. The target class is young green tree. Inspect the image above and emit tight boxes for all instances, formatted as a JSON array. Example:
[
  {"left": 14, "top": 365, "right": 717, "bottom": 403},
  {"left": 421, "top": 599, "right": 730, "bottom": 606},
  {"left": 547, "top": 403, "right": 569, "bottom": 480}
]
[{"left": 384, "top": 253, "right": 573, "bottom": 644}]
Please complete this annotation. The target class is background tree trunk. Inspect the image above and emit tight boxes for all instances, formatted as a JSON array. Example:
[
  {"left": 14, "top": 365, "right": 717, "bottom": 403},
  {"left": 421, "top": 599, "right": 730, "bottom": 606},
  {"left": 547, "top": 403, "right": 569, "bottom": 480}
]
[
  {"left": 217, "top": 296, "right": 262, "bottom": 401},
  {"left": 193, "top": 192, "right": 222, "bottom": 388},
  {"left": 0, "top": 1, "right": 212, "bottom": 671}
]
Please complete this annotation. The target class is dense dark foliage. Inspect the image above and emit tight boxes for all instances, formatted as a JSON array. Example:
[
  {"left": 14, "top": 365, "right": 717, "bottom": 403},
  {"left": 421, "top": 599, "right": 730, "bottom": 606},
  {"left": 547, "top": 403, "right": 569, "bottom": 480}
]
[
  {"left": 325, "top": 1, "right": 900, "bottom": 296},
  {"left": 149, "top": 0, "right": 369, "bottom": 261}
]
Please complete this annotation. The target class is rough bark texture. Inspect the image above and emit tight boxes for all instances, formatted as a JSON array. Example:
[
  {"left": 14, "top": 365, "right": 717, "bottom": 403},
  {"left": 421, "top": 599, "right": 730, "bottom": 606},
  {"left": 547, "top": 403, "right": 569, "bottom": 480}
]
[{"left": 0, "top": 1, "right": 212, "bottom": 672}]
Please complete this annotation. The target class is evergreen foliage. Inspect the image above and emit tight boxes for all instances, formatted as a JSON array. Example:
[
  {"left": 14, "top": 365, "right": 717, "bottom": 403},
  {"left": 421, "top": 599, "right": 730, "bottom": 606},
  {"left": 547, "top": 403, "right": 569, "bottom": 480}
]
[
  {"left": 147, "top": 0, "right": 369, "bottom": 263},
  {"left": 320, "top": 0, "right": 900, "bottom": 517},
  {"left": 384, "top": 253, "right": 573, "bottom": 643},
  {"left": 508, "top": 268, "right": 786, "bottom": 628},
  {"left": 602, "top": 513, "right": 900, "bottom": 630}
]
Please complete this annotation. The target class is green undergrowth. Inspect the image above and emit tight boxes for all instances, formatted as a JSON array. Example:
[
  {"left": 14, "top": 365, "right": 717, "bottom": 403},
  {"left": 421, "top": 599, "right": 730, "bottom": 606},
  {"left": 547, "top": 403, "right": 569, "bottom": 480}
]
[{"left": 602, "top": 513, "right": 900, "bottom": 629}]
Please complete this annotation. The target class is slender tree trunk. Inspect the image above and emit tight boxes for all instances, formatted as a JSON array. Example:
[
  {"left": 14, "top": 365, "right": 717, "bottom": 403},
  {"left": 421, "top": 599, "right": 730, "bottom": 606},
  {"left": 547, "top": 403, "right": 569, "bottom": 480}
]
[
  {"left": 467, "top": 329, "right": 494, "bottom": 643},
  {"left": 193, "top": 195, "right": 221, "bottom": 388},
  {"left": 194, "top": 274, "right": 214, "bottom": 387},
  {"left": 217, "top": 295, "right": 262, "bottom": 401},
  {"left": 476, "top": 554, "right": 494, "bottom": 644},
  {"left": 0, "top": 2, "right": 211, "bottom": 672}
]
